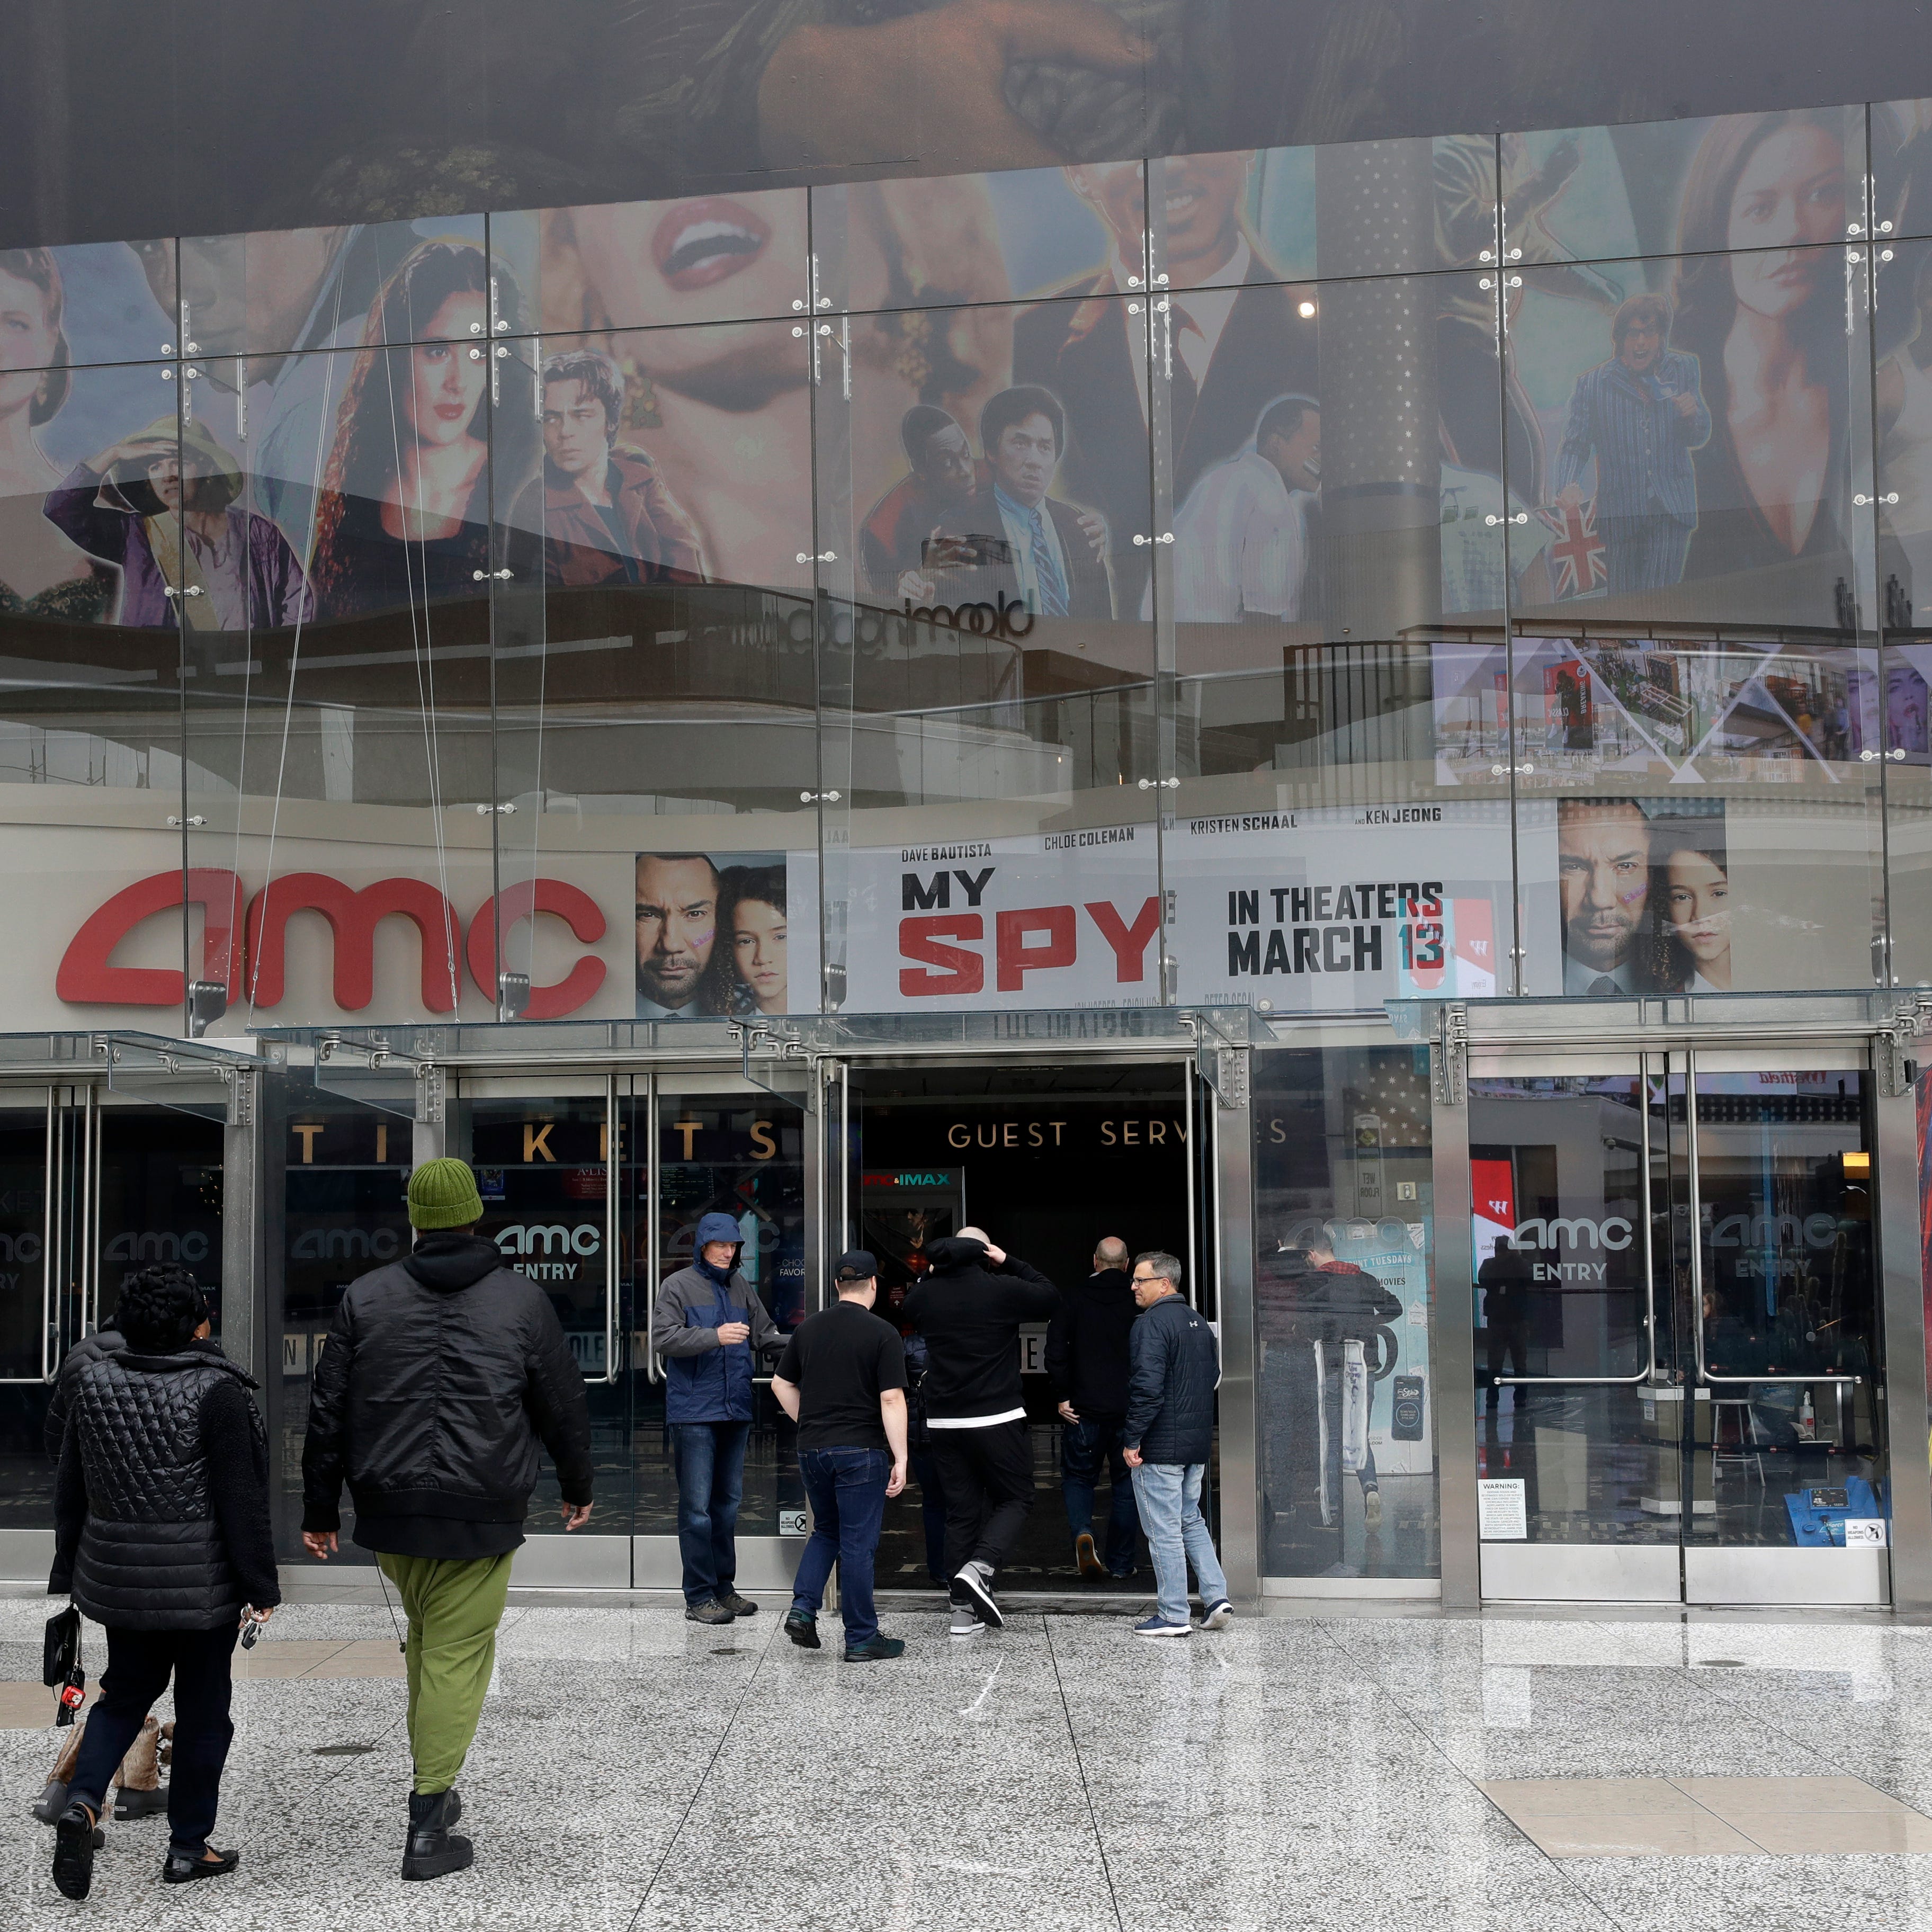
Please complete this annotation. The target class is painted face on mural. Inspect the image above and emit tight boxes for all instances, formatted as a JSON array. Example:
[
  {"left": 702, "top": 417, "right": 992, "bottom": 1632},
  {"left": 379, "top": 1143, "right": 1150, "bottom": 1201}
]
[{"left": 634, "top": 853, "right": 719, "bottom": 1009}]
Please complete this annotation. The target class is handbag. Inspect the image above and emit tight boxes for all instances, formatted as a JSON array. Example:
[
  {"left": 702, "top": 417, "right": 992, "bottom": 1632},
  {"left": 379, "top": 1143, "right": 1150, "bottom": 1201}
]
[
  {"left": 44, "top": 1605, "right": 85, "bottom": 1727},
  {"left": 42, "top": 1605, "right": 78, "bottom": 1688}
]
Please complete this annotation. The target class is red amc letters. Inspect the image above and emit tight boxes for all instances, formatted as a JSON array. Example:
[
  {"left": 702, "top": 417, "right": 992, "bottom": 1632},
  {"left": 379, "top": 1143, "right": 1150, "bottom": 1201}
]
[{"left": 57, "top": 870, "right": 607, "bottom": 1021}]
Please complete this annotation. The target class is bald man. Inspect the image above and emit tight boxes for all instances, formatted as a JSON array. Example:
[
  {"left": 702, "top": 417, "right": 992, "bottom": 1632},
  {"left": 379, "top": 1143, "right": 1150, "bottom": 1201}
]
[{"left": 1044, "top": 1237, "right": 1143, "bottom": 1581}]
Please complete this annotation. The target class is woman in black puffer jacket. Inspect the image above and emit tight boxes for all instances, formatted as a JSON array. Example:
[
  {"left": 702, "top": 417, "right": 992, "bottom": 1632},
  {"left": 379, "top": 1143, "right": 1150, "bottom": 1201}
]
[{"left": 47, "top": 1265, "right": 279, "bottom": 1900}]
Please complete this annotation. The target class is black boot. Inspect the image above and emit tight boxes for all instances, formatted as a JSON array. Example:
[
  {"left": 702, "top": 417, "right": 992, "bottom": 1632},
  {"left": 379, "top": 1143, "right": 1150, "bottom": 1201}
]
[
  {"left": 402, "top": 1788, "right": 473, "bottom": 1882},
  {"left": 52, "top": 1800, "right": 96, "bottom": 1901}
]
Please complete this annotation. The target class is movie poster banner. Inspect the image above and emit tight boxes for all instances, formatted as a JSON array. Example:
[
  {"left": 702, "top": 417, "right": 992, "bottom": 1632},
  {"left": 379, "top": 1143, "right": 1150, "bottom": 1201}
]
[{"left": 835, "top": 809, "right": 1509, "bottom": 1015}]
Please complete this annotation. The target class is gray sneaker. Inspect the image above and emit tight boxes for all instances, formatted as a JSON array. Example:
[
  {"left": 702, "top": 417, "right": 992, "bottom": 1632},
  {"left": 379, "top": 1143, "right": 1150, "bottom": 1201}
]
[
  {"left": 949, "top": 1604, "right": 983, "bottom": 1638},
  {"left": 685, "top": 1598, "right": 735, "bottom": 1625}
]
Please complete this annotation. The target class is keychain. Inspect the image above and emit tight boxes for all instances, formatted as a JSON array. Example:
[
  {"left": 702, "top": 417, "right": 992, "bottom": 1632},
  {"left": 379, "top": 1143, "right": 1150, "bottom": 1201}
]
[{"left": 55, "top": 1662, "right": 85, "bottom": 1728}]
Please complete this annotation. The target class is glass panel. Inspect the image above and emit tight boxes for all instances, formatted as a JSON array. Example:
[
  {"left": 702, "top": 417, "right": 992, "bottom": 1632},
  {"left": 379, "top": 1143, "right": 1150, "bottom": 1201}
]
[
  {"left": 1256, "top": 1044, "right": 1438, "bottom": 1580},
  {"left": 491, "top": 319, "right": 817, "bottom": 1023},
  {"left": 274, "top": 1094, "right": 412, "bottom": 1560},
  {"left": 1873, "top": 101, "right": 1932, "bottom": 245},
  {"left": 1688, "top": 1068, "right": 1884, "bottom": 1549},
  {"left": 1465, "top": 1072, "right": 1673, "bottom": 1548},
  {"left": 1875, "top": 236, "right": 1932, "bottom": 984},
  {"left": 645, "top": 1092, "right": 807, "bottom": 1546},
  {"left": 1510, "top": 110, "right": 1864, "bottom": 267},
  {"left": 0, "top": 240, "right": 178, "bottom": 369},
  {"left": 467, "top": 1096, "right": 627, "bottom": 1534},
  {"left": 1, "top": 356, "right": 190, "bottom": 1031},
  {"left": 812, "top": 166, "right": 1132, "bottom": 318},
  {"left": 1161, "top": 268, "right": 1516, "bottom": 1009},
  {"left": 95, "top": 1104, "right": 224, "bottom": 1336},
  {"left": 185, "top": 267, "right": 498, "bottom": 1035},
  {"left": 179, "top": 219, "right": 489, "bottom": 360},
  {"left": 496, "top": 192, "right": 810, "bottom": 336},
  {"left": 0, "top": 1101, "right": 52, "bottom": 1527},
  {"left": 816, "top": 294, "right": 1160, "bottom": 1015},
  {"left": 1509, "top": 239, "right": 1884, "bottom": 998},
  {"left": 1153, "top": 135, "right": 1487, "bottom": 286}
]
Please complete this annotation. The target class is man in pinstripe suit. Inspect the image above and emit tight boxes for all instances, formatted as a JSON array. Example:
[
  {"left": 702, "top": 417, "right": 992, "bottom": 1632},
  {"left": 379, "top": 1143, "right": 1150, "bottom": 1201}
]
[{"left": 1551, "top": 294, "right": 1710, "bottom": 596}]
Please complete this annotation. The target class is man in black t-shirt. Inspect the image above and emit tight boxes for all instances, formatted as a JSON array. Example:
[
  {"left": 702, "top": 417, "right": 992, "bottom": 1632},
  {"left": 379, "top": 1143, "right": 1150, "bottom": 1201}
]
[{"left": 772, "top": 1251, "right": 909, "bottom": 1662}]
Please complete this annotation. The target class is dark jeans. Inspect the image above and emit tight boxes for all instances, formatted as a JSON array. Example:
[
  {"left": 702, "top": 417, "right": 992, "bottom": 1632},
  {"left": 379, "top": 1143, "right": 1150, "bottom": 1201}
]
[
  {"left": 69, "top": 1622, "right": 238, "bottom": 1853},
  {"left": 671, "top": 1419, "right": 750, "bottom": 1605},
  {"left": 1061, "top": 1412, "right": 1139, "bottom": 1575},
  {"left": 1485, "top": 1320, "right": 1530, "bottom": 1409},
  {"left": 791, "top": 1445, "right": 891, "bottom": 1645},
  {"left": 909, "top": 1446, "right": 948, "bottom": 1585},
  {"left": 930, "top": 1419, "right": 1034, "bottom": 1591}
]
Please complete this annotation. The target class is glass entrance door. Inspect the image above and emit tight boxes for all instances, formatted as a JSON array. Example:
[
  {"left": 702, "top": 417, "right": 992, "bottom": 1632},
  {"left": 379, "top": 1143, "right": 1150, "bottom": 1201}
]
[{"left": 1470, "top": 1053, "right": 1886, "bottom": 1605}]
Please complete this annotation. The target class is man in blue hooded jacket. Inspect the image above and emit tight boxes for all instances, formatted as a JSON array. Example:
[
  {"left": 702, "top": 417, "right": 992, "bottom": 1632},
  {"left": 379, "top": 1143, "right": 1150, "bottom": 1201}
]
[{"left": 652, "top": 1212, "right": 781, "bottom": 1623}]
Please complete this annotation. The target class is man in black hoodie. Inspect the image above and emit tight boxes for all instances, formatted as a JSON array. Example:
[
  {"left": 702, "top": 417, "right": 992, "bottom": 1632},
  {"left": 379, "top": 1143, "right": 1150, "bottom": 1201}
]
[
  {"left": 1044, "top": 1236, "right": 1141, "bottom": 1581},
  {"left": 302, "top": 1158, "right": 594, "bottom": 1883},
  {"left": 903, "top": 1226, "right": 1059, "bottom": 1636}
]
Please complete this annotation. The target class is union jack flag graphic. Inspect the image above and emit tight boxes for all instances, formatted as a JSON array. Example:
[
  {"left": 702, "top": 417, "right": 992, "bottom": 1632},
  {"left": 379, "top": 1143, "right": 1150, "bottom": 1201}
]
[{"left": 1536, "top": 499, "right": 1608, "bottom": 599}]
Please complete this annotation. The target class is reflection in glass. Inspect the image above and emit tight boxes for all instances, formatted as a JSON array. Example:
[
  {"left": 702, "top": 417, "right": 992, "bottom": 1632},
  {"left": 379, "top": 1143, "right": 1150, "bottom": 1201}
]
[
  {"left": 1466, "top": 1074, "right": 1671, "bottom": 1546},
  {"left": 1255, "top": 1045, "right": 1437, "bottom": 1579},
  {"left": 1687, "top": 1069, "right": 1884, "bottom": 1548}
]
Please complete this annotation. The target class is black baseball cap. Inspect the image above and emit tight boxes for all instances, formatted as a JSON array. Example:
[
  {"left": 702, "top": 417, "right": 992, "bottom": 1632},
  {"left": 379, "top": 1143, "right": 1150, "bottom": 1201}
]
[{"left": 834, "top": 1249, "right": 878, "bottom": 1281}]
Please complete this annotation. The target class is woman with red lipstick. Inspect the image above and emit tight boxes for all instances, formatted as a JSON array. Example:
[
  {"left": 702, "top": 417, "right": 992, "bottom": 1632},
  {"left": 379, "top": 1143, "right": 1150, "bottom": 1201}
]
[
  {"left": 309, "top": 240, "right": 535, "bottom": 621},
  {"left": 1670, "top": 112, "right": 1852, "bottom": 592}
]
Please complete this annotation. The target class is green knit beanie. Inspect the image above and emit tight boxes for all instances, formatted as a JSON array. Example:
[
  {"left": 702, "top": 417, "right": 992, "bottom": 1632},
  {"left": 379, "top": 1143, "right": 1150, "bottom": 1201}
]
[{"left": 406, "top": 1157, "right": 485, "bottom": 1230}]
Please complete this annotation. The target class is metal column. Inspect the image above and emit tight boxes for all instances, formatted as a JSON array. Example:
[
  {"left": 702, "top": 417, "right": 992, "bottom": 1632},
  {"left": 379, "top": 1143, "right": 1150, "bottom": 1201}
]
[
  {"left": 1213, "top": 1055, "right": 1259, "bottom": 1604},
  {"left": 221, "top": 1066, "right": 269, "bottom": 1388},
  {"left": 1429, "top": 1046, "right": 1480, "bottom": 1610},
  {"left": 1875, "top": 1075, "right": 1932, "bottom": 1611}
]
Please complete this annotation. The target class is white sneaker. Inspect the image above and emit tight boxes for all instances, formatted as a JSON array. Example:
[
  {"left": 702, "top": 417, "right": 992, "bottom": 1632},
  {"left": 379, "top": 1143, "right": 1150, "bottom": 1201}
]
[
  {"left": 1197, "top": 1599, "right": 1234, "bottom": 1631},
  {"left": 949, "top": 1604, "right": 983, "bottom": 1638}
]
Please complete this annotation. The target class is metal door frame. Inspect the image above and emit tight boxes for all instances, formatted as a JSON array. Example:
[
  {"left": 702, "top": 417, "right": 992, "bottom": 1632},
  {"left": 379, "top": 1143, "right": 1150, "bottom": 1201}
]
[{"left": 1418, "top": 995, "right": 1930, "bottom": 1611}]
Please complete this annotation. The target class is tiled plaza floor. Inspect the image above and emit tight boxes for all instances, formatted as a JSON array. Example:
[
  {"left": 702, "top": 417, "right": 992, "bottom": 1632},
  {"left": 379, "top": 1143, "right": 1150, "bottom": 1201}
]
[{"left": 4, "top": 1587, "right": 1932, "bottom": 1927}]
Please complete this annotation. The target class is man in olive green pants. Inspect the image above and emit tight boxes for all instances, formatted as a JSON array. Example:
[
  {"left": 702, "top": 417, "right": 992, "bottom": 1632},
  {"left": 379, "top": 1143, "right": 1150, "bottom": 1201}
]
[
  {"left": 302, "top": 1158, "right": 594, "bottom": 1881},
  {"left": 378, "top": 1553, "right": 515, "bottom": 1795}
]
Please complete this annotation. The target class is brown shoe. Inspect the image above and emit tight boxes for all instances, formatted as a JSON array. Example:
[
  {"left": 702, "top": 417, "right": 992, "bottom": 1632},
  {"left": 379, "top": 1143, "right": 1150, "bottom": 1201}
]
[
  {"left": 1075, "top": 1532, "right": 1106, "bottom": 1580},
  {"left": 718, "top": 1591, "right": 759, "bottom": 1617},
  {"left": 685, "top": 1598, "right": 735, "bottom": 1625}
]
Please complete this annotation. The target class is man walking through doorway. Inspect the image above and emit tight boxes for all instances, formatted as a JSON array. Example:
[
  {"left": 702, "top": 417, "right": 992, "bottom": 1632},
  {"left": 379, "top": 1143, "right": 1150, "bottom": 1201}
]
[
  {"left": 1045, "top": 1236, "right": 1141, "bottom": 1580},
  {"left": 302, "top": 1158, "right": 594, "bottom": 1881},
  {"left": 905, "top": 1227, "right": 1060, "bottom": 1636},
  {"left": 1123, "top": 1251, "right": 1231, "bottom": 1636},
  {"left": 652, "top": 1211, "right": 780, "bottom": 1624},
  {"left": 771, "top": 1250, "right": 909, "bottom": 1661}
]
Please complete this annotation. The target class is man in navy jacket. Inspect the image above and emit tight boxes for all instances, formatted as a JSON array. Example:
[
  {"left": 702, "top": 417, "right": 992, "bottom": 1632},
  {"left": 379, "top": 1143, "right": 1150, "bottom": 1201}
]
[
  {"left": 1123, "top": 1251, "right": 1231, "bottom": 1637},
  {"left": 652, "top": 1212, "right": 780, "bottom": 1623},
  {"left": 1551, "top": 292, "right": 1710, "bottom": 596}
]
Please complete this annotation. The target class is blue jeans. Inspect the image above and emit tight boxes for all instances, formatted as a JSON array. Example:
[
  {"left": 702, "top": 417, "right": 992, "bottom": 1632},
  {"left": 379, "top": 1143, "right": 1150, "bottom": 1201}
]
[
  {"left": 1130, "top": 1461, "right": 1228, "bottom": 1625},
  {"left": 791, "top": 1446, "right": 892, "bottom": 1645},
  {"left": 672, "top": 1419, "right": 750, "bottom": 1605},
  {"left": 1061, "top": 1413, "right": 1140, "bottom": 1574}
]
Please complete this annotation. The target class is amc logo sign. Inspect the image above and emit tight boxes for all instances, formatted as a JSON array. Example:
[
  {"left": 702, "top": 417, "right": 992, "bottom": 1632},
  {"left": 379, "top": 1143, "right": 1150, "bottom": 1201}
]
[{"left": 57, "top": 869, "right": 607, "bottom": 1020}]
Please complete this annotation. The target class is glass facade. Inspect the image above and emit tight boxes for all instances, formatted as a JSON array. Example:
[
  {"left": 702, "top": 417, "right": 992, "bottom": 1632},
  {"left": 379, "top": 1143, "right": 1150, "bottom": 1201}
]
[
  {"left": 7, "top": 105, "right": 1932, "bottom": 1040},
  {"left": 8, "top": 85, "right": 1932, "bottom": 1608}
]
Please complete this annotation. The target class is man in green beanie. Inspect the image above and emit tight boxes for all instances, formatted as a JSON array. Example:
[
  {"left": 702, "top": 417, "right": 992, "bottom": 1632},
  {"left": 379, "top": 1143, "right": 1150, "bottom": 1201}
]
[{"left": 301, "top": 1157, "right": 593, "bottom": 1882}]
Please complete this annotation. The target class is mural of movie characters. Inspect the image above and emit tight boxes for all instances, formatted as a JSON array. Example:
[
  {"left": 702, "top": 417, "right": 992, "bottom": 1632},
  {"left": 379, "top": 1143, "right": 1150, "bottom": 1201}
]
[
  {"left": 44, "top": 414, "right": 309, "bottom": 632},
  {"left": 636, "top": 849, "right": 790, "bottom": 1019},
  {"left": 0, "top": 249, "right": 115, "bottom": 623},
  {"left": 505, "top": 346, "right": 706, "bottom": 589},
  {"left": 1013, "top": 152, "right": 1317, "bottom": 616},
  {"left": 305, "top": 239, "right": 535, "bottom": 622}
]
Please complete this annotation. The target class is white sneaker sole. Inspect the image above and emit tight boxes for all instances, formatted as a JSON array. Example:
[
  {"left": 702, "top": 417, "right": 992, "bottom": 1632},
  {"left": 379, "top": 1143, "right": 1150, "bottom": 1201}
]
[{"left": 1198, "top": 1604, "right": 1233, "bottom": 1630}]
